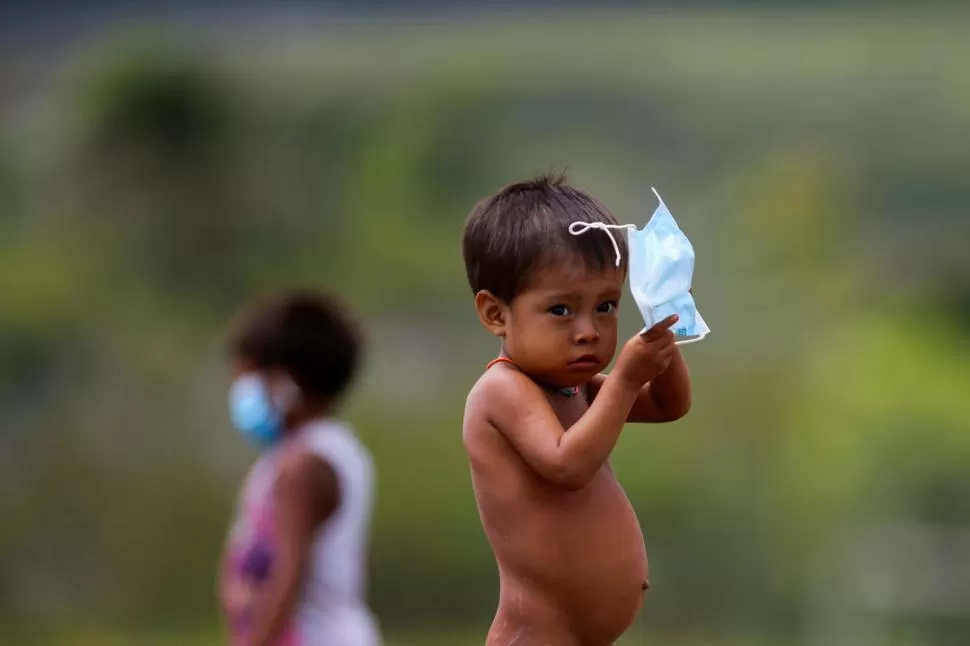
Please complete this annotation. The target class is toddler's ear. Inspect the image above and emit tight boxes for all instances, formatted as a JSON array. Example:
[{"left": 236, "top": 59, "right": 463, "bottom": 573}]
[{"left": 474, "top": 290, "right": 508, "bottom": 338}]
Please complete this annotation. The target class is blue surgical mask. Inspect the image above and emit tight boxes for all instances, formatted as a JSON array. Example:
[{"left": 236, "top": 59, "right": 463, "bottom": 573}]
[
  {"left": 568, "top": 188, "right": 710, "bottom": 344},
  {"left": 627, "top": 189, "right": 710, "bottom": 344},
  {"left": 228, "top": 374, "right": 289, "bottom": 448}
]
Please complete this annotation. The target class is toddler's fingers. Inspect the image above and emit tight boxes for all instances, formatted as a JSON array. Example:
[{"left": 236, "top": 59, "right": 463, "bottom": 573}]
[
  {"left": 642, "top": 315, "right": 679, "bottom": 340},
  {"left": 656, "top": 345, "right": 675, "bottom": 362},
  {"left": 650, "top": 332, "right": 676, "bottom": 351}
]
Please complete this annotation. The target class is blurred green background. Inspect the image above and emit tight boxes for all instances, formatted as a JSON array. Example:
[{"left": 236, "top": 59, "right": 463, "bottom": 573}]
[{"left": 2, "top": 3, "right": 969, "bottom": 645}]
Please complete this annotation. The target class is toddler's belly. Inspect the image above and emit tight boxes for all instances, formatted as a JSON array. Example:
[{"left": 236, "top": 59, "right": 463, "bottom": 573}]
[{"left": 491, "top": 472, "right": 648, "bottom": 643}]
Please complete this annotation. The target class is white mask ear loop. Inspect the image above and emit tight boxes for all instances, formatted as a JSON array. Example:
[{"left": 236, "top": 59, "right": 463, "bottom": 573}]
[
  {"left": 270, "top": 375, "right": 302, "bottom": 413},
  {"left": 568, "top": 222, "right": 637, "bottom": 267}
]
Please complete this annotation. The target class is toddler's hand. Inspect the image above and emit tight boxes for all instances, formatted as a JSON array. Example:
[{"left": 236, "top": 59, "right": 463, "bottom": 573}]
[{"left": 614, "top": 315, "right": 679, "bottom": 388}]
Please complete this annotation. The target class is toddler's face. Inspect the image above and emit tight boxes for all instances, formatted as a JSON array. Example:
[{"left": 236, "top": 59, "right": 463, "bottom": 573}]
[{"left": 502, "top": 262, "right": 624, "bottom": 388}]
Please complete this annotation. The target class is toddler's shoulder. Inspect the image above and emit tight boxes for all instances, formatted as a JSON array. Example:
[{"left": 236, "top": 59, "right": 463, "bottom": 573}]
[
  {"left": 464, "top": 362, "right": 540, "bottom": 429},
  {"left": 468, "top": 360, "right": 530, "bottom": 402}
]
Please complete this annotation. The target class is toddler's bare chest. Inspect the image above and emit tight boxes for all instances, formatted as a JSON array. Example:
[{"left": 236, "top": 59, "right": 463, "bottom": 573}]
[{"left": 548, "top": 394, "right": 590, "bottom": 432}]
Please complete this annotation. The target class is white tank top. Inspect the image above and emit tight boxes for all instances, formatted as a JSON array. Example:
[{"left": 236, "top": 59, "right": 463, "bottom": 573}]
[{"left": 223, "top": 419, "right": 381, "bottom": 646}]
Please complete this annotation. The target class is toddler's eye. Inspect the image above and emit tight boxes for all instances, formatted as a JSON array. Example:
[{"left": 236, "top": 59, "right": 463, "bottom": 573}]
[
  {"left": 549, "top": 304, "right": 571, "bottom": 317},
  {"left": 598, "top": 301, "right": 618, "bottom": 314}
]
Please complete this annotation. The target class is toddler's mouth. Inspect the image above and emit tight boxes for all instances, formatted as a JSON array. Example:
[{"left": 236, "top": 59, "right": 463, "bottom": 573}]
[{"left": 568, "top": 355, "right": 600, "bottom": 367}]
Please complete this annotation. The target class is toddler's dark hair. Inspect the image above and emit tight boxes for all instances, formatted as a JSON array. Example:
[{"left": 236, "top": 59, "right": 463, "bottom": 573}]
[{"left": 462, "top": 173, "right": 626, "bottom": 302}]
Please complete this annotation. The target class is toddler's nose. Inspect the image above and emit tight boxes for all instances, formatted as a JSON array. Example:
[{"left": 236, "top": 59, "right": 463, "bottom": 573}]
[{"left": 573, "top": 319, "right": 600, "bottom": 344}]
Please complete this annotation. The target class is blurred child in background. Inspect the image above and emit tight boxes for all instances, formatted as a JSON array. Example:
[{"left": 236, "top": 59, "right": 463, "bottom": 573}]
[{"left": 218, "top": 290, "right": 380, "bottom": 646}]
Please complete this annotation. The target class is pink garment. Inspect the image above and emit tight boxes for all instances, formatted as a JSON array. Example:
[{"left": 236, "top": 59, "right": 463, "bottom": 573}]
[{"left": 222, "top": 451, "right": 297, "bottom": 646}]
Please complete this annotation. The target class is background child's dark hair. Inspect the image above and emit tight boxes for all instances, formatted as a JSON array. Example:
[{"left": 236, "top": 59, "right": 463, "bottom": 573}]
[
  {"left": 462, "top": 172, "right": 627, "bottom": 302},
  {"left": 228, "top": 290, "right": 361, "bottom": 404}
]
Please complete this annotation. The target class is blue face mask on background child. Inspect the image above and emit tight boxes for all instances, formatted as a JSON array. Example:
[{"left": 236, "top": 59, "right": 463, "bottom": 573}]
[
  {"left": 228, "top": 373, "right": 299, "bottom": 448},
  {"left": 627, "top": 188, "right": 710, "bottom": 344},
  {"left": 569, "top": 188, "right": 710, "bottom": 344}
]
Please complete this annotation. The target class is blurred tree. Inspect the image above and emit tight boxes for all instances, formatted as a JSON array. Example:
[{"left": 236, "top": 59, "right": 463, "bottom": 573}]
[{"left": 63, "top": 44, "right": 245, "bottom": 311}]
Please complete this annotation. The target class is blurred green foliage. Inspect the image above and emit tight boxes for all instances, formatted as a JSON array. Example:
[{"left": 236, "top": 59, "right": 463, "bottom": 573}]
[{"left": 1, "top": 10, "right": 968, "bottom": 646}]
